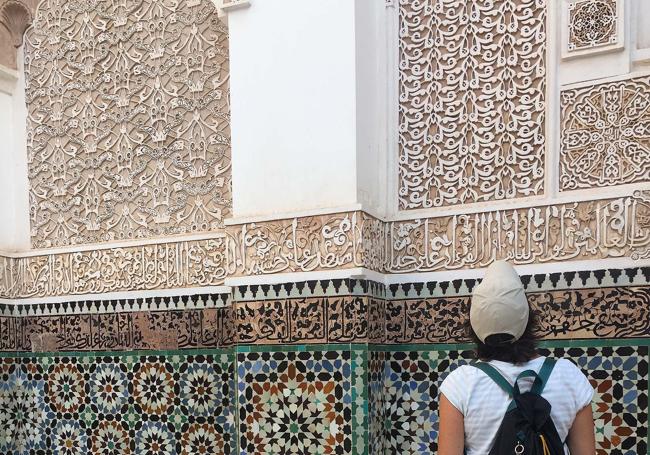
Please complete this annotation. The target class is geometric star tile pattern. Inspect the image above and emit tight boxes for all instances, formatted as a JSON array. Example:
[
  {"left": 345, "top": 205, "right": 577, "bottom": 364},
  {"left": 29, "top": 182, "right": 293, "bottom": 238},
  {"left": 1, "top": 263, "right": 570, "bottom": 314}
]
[
  {"left": 566, "top": 346, "right": 649, "bottom": 455},
  {"left": 236, "top": 348, "right": 365, "bottom": 455},
  {"left": 0, "top": 352, "right": 235, "bottom": 455},
  {"left": 0, "top": 341, "right": 648, "bottom": 455},
  {"left": 375, "top": 344, "right": 649, "bottom": 455}
]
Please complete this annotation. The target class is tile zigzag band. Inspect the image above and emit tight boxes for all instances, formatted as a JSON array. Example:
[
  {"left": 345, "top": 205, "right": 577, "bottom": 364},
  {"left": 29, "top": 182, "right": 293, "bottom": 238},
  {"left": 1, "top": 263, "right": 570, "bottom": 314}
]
[{"left": 1, "top": 268, "right": 649, "bottom": 352}]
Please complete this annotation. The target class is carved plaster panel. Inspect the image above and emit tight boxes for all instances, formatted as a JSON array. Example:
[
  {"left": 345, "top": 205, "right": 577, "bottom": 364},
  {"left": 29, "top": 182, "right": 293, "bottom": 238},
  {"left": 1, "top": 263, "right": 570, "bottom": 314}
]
[
  {"left": 0, "top": 192, "right": 647, "bottom": 299},
  {"left": 398, "top": 0, "right": 546, "bottom": 209},
  {"left": 236, "top": 213, "right": 366, "bottom": 276},
  {"left": 0, "top": 0, "right": 37, "bottom": 69},
  {"left": 24, "top": 0, "right": 232, "bottom": 248},
  {"left": 9, "top": 238, "right": 235, "bottom": 298},
  {"left": 380, "top": 190, "right": 650, "bottom": 272},
  {"left": 565, "top": 0, "right": 622, "bottom": 57},
  {"left": 560, "top": 76, "right": 650, "bottom": 190}
]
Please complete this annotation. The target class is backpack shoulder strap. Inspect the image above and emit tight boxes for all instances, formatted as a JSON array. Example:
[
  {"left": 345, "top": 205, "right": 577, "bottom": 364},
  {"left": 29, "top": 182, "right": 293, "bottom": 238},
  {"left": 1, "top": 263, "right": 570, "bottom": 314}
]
[
  {"left": 472, "top": 358, "right": 557, "bottom": 397},
  {"left": 470, "top": 362, "right": 514, "bottom": 396},
  {"left": 531, "top": 357, "right": 556, "bottom": 395}
]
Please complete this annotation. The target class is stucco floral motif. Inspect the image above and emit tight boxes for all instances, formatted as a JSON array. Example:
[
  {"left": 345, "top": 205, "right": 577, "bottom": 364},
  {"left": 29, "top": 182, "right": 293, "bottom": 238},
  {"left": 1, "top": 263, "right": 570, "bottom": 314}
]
[
  {"left": 560, "top": 77, "right": 650, "bottom": 189},
  {"left": 568, "top": 0, "right": 618, "bottom": 51},
  {"left": 398, "top": 0, "right": 546, "bottom": 208},
  {"left": 24, "top": 0, "right": 231, "bottom": 248}
]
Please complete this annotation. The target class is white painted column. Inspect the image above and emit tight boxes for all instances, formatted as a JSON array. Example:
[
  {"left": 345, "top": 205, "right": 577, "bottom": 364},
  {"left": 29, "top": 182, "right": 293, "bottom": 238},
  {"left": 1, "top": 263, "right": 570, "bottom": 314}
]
[
  {"left": 0, "top": 54, "right": 31, "bottom": 252},
  {"left": 353, "top": 0, "right": 390, "bottom": 218},
  {"left": 228, "top": 0, "right": 360, "bottom": 220}
]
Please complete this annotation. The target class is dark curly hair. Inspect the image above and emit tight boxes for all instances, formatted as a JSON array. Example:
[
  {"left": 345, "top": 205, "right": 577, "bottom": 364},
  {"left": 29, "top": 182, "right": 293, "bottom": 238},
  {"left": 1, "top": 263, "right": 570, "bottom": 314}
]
[{"left": 466, "top": 305, "right": 539, "bottom": 364}]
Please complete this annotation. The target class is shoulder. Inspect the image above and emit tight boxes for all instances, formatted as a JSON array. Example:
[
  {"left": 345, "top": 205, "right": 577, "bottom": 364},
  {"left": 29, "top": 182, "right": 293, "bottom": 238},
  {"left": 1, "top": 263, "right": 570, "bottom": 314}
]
[
  {"left": 446, "top": 363, "right": 483, "bottom": 378},
  {"left": 548, "top": 357, "right": 593, "bottom": 394},
  {"left": 551, "top": 357, "right": 587, "bottom": 377},
  {"left": 441, "top": 364, "right": 484, "bottom": 389},
  {"left": 440, "top": 364, "right": 483, "bottom": 415},
  {"left": 547, "top": 357, "right": 594, "bottom": 409}
]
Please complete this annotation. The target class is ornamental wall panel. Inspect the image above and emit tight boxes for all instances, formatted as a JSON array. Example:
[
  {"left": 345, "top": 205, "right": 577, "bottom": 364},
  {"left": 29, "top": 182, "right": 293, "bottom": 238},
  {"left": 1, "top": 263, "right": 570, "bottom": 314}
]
[
  {"left": 560, "top": 76, "right": 650, "bottom": 190},
  {"left": 398, "top": 0, "right": 546, "bottom": 209},
  {"left": 24, "top": 0, "right": 231, "bottom": 248},
  {"left": 565, "top": 0, "right": 623, "bottom": 57},
  {"left": 0, "top": 0, "right": 37, "bottom": 69},
  {"left": 0, "top": 273, "right": 649, "bottom": 455},
  {"left": 0, "top": 192, "right": 647, "bottom": 299},
  {"left": 380, "top": 191, "right": 650, "bottom": 273},
  {"left": 0, "top": 269, "right": 648, "bottom": 352}
]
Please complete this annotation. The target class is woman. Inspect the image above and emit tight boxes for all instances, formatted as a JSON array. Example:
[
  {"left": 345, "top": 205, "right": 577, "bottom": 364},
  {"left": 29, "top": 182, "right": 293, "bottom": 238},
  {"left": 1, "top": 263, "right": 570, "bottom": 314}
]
[{"left": 438, "top": 261, "right": 596, "bottom": 455}]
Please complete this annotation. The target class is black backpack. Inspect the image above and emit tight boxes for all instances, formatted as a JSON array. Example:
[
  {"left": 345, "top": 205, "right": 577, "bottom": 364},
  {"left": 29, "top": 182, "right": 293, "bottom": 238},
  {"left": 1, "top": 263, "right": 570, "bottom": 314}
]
[{"left": 470, "top": 358, "right": 565, "bottom": 455}]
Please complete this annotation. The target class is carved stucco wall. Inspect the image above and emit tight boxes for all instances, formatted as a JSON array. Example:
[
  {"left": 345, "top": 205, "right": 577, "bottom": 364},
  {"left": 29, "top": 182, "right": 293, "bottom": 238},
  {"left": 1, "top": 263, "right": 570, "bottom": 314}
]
[
  {"left": 560, "top": 75, "right": 650, "bottom": 190},
  {"left": 0, "top": 190, "right": 646, "bottom": 299},
  {"left": 0, "top": 4, "right": 649, "bottom": 455},
  {"left": 24, "top": 0, "right": 231, "bottom": 248},
  {"left": 0, "top": 0, "right": 38, "bottom": 70},
  {"left": 397, "top": 0, "right": 546, "bottom": 209},
  {"left": 568, "top": 0, "right": 618, "bottom": 52}
]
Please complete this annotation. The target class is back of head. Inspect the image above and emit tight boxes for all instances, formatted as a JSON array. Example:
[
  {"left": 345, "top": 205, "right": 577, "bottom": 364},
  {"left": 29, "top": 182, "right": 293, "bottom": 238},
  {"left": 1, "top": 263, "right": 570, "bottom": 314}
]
[{"left": 469, "top": 261, "right": 538, "bottom": 363}]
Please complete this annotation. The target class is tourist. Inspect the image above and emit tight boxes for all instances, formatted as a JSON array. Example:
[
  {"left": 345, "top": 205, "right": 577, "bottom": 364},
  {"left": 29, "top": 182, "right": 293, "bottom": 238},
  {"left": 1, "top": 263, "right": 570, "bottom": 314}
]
[{"left": 438, "top": 261, "right": 596, "bottom": 455}]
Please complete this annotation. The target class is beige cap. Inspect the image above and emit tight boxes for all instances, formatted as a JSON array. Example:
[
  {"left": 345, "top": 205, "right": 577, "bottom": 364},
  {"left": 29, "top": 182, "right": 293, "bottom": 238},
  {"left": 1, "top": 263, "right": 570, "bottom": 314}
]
[{"left": 470, "top": 261, "right": 529, "bottom": 343}]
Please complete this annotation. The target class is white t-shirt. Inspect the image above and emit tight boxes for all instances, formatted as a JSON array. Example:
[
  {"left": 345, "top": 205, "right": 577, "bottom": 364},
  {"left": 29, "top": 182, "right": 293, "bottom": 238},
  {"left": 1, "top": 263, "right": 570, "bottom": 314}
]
[{"left": 439, "top": 357, "right": 594, "bottom": 455}]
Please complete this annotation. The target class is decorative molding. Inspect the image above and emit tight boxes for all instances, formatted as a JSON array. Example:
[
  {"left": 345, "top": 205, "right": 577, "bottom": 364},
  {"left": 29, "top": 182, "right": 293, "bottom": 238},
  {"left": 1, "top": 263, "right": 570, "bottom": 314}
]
[
  {"left": 0, "top": 0, "right": 35, "bottom": 70},
  {"left": 560, "top": 76, "right": 650, "bottom": 190},
  {"left": 564, "top": 0, "right": 623, "bottom": 58},
  {"left": 6, "top": 238, "right": 235, "bottom": 299},
  {"left": 1, "top": 268, "right": 649, "bottom": 351},
  {"left": 236, "top": 212, "right": 366, "bottom": 276},
  {"left": 10, "top": 292, "right": 230, "bottom": 317},
  {"left": 9, "top": 307, "right": 233, "bottom": 352},
  {"left": 5, "top": 267, "right": 648, "bottom": 316},
  {"left": 25, "top": 0, "right": 232, "bottom": 248},
  {"left": 2, "top": 284, "right": 649, "bottom": 350},
  {"left": 380, "top": 191, "right": 650, "bottom": 272},
  {"left": 231, "top": 278, "right": 386, "bottom": 302},
  {"left": 0, "top": 192, "right": 648, "bottom": 299},
  {"left": 398, "top": 0, "right": 546, "bottom": 209},
  {"left": 386, "top": 267, "right": 650, "bottom": 299},
  {"left": 383, "top": 286, "right": 650, "bottom": 344},
  {"left": 234, "top": 296, "right": 376, "bottom": 345},
  {"left": 213, "top": 0, "right": 249, "bottom": 16}
]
